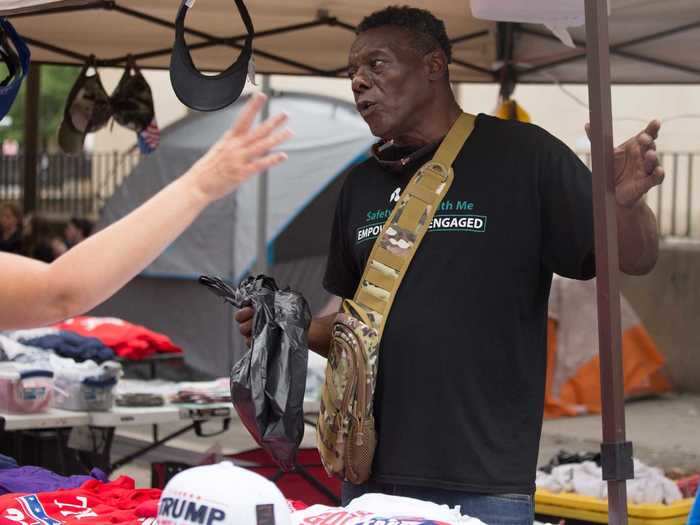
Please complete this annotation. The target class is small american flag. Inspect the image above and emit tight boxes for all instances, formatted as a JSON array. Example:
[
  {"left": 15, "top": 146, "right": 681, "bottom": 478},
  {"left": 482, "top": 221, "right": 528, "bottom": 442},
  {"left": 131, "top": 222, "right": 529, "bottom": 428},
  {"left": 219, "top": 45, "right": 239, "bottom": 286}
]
[{"left": 137, "top": 117, "right": 160, "bottom": 154}]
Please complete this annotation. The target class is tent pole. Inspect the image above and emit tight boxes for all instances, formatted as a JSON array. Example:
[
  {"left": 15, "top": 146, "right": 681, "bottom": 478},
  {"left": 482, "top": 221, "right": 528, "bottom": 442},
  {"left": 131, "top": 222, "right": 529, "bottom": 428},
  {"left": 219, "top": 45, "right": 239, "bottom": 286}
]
[
  {"left": 22, "top": 63, "right": 41, "bottom": 214},
  {"left": 584, "top": 2, "right": 634, "bottom": 525},
  {"left": 256, "top": 75, "right": 272, "bottom": 275}
]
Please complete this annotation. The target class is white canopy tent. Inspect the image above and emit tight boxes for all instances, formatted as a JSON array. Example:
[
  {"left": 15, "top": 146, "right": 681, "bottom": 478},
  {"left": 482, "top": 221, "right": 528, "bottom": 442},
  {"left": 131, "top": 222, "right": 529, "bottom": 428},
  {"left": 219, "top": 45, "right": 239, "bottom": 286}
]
[{"left": 1, "top": 0, "right": 699, "bottom": 85}]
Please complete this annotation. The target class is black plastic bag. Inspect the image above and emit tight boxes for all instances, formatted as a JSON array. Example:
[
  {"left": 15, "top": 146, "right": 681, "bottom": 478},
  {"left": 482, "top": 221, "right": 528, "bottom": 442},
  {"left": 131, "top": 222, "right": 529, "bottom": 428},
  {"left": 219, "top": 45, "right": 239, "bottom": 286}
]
[{"left": 199, "top": 274, "right": 310, "bottom": 471}]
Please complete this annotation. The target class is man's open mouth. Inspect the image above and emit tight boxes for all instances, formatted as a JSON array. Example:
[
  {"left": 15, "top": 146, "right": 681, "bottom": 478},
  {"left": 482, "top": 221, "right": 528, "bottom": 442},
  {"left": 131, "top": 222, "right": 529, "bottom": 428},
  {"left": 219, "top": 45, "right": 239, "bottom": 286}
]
[{"left": 357, "top": 101, "right": 377, "bottom": 115}]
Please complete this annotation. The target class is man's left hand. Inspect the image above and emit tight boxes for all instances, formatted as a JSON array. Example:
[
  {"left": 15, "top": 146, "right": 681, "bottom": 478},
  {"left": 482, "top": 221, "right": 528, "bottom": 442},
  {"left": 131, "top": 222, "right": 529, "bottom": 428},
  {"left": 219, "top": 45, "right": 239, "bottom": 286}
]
[{"left": 586, "top": 120, "right": 665, "bottom": 208}]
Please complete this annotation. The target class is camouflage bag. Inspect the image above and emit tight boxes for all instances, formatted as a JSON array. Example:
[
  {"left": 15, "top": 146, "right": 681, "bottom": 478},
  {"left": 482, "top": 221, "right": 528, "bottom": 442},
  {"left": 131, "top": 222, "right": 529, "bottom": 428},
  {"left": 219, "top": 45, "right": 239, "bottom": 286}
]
[
  {"left": 316, "top": 300, "right": 379, "bottom": 484},
  {"left": 317, "top": 113, "right": 476, "bottom": 484}
]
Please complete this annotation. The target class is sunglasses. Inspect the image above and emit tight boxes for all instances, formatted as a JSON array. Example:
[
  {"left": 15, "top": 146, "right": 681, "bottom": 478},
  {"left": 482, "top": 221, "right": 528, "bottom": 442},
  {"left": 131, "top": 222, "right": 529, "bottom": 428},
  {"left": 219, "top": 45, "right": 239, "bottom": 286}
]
[{"left": 372, "top": 139, "right": 439, "bottom": 172}]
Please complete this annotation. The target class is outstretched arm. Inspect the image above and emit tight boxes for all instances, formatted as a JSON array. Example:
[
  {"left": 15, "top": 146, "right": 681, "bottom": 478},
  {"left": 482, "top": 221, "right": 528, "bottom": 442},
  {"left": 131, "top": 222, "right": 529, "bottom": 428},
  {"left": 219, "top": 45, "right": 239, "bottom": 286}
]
[
  {"left": 0, "top": 93, "right": 292, "bottom": 330},
  {"left": 587, "top": 120, "right": 665, "bottom": 275}
]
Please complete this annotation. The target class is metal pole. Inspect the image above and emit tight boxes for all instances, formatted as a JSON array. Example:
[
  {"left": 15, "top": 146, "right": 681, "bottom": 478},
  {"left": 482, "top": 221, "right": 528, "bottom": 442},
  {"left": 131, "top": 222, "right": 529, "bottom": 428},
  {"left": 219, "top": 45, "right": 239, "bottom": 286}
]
[
  {"left": 687, "top": 155, "right": 694, "bottom": 237},
  {"left": 671, "top": 154, "right": 679, "bottom": 236},
  {"left": 656, "top": 153, "right": 665, "bottom": 235},
  {"left": 255, "top": 75, "right": 271, "bottom": 274},
  {"left": 584, "top": 2, "right": 634, "bottom": 525},
  {"left": 22, "top": 64, "right": 41, "bottom": 214}
]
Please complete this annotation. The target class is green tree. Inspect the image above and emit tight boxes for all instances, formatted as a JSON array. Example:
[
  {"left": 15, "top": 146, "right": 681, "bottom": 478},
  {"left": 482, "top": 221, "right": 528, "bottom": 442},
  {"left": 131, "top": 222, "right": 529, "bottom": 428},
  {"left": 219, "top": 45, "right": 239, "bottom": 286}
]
[{"left": 0, "top": 64, "right": 79, "bottom": 150}]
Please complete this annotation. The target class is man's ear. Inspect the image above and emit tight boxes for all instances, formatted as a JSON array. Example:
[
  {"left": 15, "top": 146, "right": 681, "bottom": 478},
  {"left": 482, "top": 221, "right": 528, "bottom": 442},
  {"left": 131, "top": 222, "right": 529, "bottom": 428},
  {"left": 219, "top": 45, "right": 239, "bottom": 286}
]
[{"left": 425, "top": 49, "right": 448, "bottom": 80}]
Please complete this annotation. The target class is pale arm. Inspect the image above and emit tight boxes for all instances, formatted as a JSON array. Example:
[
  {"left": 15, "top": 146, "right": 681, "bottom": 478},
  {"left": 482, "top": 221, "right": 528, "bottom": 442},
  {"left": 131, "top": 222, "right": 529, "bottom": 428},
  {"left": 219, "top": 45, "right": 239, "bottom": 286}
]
[{"left": 0, "top": 93, "right": 292, "bottom": 330}]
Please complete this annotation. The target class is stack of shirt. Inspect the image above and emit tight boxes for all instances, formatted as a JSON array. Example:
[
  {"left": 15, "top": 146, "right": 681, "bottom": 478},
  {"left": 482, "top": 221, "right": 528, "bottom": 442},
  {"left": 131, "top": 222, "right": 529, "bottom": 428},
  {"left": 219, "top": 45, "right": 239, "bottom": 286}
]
[
  {"left": 291, "top": 493, "right": 486, "bottom": 525},
  {"left": 536, "top": 458, "right": 683, "bottom": 504},
  {"left": 56, "top": 317, "right": 182, "bottom": 360},
  {"left": 2, "top": 330, "right": 114, "bottom": 363},
  {"left": 0, "top": 457, "right": 540, "bottom": 525},
  {"left": 0, "top": 476, "right": 160, "bottom": 524}
]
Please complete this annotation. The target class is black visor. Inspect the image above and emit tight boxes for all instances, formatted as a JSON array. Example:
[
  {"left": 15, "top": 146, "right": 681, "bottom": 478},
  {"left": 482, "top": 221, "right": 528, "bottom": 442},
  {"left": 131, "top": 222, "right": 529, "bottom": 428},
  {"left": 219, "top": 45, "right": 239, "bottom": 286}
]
[{"left": 169, "top": 0, "right": 255, "bottom": 112}]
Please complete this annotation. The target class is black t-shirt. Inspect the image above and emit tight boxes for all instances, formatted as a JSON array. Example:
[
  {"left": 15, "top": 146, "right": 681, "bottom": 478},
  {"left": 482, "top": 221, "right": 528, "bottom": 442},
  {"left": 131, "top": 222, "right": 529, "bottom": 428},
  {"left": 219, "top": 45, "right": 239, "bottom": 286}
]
[{"left": 323, "top": 114, "right": 595, "bottom": 494}]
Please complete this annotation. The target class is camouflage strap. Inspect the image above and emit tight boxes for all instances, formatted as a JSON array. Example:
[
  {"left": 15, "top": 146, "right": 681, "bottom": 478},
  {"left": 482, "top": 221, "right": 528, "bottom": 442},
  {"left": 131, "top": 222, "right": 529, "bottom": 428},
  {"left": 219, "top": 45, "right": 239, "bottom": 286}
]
[{"left": 353, "top": 112, "right": 476, "bottom": 336}]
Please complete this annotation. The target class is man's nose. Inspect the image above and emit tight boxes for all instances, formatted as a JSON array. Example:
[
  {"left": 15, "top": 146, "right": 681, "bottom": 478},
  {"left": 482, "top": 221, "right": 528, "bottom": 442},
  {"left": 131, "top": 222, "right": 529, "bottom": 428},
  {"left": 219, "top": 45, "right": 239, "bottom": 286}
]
[{"left": 351, "top": 68, "right": 371, "bottom": 93}]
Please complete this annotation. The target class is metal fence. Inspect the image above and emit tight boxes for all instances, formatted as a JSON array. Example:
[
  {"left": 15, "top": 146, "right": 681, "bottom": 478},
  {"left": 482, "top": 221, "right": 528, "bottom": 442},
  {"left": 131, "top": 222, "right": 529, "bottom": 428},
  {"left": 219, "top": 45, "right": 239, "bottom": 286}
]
[
  {"left": 579, "top": 151, "right": 699, "bottom": 239},
  {"left": 0, "top": 150, "right": 698, "bottom": 238},
  {"left": 0, "top": 151, "right": 140, "bottom": 219}
]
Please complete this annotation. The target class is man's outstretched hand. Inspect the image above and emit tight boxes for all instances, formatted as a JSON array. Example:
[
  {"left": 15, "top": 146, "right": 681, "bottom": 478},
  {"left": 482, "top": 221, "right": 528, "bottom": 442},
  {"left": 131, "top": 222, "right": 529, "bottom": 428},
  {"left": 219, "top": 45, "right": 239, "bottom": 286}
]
[{"left": 585, "top": 120, "right": 665, "bottom": 208}]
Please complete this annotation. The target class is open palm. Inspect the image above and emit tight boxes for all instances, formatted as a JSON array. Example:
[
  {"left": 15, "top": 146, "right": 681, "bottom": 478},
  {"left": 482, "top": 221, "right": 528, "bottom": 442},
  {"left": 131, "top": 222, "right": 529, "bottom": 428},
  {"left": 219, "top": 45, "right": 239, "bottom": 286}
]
[{"left": 586, "top": 120, "right": 666, "bottom": 208}]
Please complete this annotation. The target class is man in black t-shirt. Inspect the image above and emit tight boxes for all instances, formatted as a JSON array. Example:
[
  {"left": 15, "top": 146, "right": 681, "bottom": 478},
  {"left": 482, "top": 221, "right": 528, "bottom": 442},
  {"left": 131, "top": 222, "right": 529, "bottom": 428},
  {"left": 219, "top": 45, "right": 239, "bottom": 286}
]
[{"left": 236, "top": 7, "right": 665, "bottom": 524}]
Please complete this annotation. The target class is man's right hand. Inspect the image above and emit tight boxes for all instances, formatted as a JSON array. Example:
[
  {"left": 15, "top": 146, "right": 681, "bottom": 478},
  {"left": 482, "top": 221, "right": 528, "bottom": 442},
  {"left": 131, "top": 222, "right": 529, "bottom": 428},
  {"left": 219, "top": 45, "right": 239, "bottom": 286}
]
[
  {"left": 234, "top": 307, "right": 255, "bottom": 347},
  {"left": 234, "top": 307, "right": 337, "bottom": 356}
]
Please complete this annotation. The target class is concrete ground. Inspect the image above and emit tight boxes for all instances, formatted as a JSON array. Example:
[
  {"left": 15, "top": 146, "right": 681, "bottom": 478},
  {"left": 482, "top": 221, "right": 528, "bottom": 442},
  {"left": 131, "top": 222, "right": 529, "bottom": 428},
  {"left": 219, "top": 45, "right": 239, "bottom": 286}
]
[
  {"left": 539, "top": 393, "right": 700, "bottom": 475},
  {"left": 109, "top": 392, "right": 700, "bottom": 488}
]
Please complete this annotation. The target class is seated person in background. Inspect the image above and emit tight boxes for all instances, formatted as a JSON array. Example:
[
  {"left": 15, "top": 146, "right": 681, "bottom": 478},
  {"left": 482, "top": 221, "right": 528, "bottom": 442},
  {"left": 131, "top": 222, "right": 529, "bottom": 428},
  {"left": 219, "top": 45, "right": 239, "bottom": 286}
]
[
  {"left": 0, "top": 202, "right": 23, "bottom": 254},
  {"left": 64, "top": 217, "right": 94, "bottom": 248},
  {"left": 23, "top": 214, "right": 64, "bottom": 263}
]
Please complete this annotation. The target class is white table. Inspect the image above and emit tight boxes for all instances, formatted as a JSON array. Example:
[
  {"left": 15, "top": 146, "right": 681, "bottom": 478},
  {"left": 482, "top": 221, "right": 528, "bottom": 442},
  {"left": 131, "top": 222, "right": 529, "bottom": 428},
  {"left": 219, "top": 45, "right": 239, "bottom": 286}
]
[
  {"left": 1, "top": 399, "right": 318, "bottom": 432},
  {"left": 89, "top": 400, "right": 320, "bottom": 471},
  {"left": 0, "top": 402, "right": 236, "bottom": 430},
  {"left": 0, "top": 408, "right": 90, "bottom": 431},
  {"left": 80, "top": 402, "right": 236, "bottom": 472},
  {"left": 0, "top": 408, "right": 91, "bottom": 474},
  {"left": 1, "top": 399, "right": 321, "bottom": 473},
  {"left": 0, "top": 402, "right": 236, "bottom": 473},
  {"left": 89, "top": 404, "right": 195, "bottom": 427}
]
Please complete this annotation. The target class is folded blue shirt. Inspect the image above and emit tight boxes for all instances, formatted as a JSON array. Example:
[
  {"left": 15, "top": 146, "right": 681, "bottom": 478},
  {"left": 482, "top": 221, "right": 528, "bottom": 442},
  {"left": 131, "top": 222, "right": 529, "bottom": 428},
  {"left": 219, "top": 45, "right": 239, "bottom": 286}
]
[{"left": 22, "top": 332, "right": 114, "bottom": 363}]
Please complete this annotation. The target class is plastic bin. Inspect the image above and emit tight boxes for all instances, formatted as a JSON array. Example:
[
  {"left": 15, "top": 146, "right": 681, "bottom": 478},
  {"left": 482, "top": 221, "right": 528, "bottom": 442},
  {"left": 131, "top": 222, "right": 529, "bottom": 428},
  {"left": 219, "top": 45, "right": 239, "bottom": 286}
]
[
  {"left": 54, "top": 375, "right": 118, "bottom": 412},
  {"left": 0, "top": 367, "right": 53, "bottom": 413},
  {"left": 535, "top": 489, "right": 694, "bottom": 525},
  {"left": 52, "top": 361, "right": 121, "bottom": 412}
]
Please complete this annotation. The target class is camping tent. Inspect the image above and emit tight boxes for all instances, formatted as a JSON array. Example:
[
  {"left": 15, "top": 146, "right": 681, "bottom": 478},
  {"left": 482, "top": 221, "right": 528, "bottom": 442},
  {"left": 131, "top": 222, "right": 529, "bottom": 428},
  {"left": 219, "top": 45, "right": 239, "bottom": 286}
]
[
  {"left": 545, "top": 275, "right": 672, "bottom": 419},
  {"left": 91, "top": 92, "right": 373, "bottom": 375}
]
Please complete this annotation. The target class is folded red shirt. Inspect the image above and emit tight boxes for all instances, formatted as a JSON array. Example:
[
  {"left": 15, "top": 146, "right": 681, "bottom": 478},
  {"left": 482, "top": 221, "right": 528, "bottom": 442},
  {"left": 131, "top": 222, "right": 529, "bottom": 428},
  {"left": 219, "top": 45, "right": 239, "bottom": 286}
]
[{"left": 56, "top": 316, "right": 182, "bottom": 360}]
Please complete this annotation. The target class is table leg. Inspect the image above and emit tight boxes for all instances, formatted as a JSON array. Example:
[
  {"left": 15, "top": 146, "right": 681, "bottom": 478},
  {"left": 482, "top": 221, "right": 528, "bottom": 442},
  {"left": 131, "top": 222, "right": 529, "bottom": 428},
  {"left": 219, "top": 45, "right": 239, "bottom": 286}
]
[
  {"left": 110, "top": 424, "right": 195, "bottom": 472},
  {"left": 82, "top": 427, "right": 114, "bottom": 474},
  {"left": 294, "top": 464, "right": 341, "bottom": 505}
]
